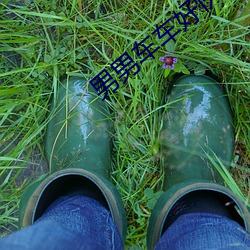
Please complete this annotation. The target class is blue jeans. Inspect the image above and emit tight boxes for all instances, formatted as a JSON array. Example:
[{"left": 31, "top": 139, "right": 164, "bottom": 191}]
[
  {"left": 0, "top": 196, "right": 123, "bottom": 250},
  {"left": 0, "top": 196, "right": 249, "bottom": 249},
  {"left": 156, "top": 213, "right": 250, "bottom": 250}
]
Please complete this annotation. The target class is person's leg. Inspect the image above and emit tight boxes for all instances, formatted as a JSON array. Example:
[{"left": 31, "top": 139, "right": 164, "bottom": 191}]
[
  {"left": 0, "top": 195, "right": 123, "bottom": 250},
  {"left": 155, "top": 213, "right": 250, "bottom": 250},
  {"left": 17, "top": 77, "right": 126, "bottom": 249},
  {"left": 147, "top": 75, "right": 250, "bottom": 249}
]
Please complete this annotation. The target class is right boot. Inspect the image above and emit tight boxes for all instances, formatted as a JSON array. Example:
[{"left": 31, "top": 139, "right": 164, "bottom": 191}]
[
  {"left": 18, "top": 77, "right": 127, "bottom": 242},
  {"left": 147, "top": 75, "right": 250, "bottom": 250}
]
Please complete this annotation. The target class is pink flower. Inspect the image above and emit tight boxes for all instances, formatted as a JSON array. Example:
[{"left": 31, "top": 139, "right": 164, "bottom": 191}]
[{"left": 159, "top": 53, "right": 177, "bottom": 70}]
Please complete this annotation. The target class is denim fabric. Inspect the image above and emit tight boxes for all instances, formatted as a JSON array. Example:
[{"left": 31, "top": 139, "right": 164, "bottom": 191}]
[
  {"left": 0, "top": 196, "right": 123, "bottom": 250},
  {"left": 156, "top": 213, "right": 250, "bottom": 250},
  {"left": 1, "top": 197, "right": 250, "bottom": 250}
]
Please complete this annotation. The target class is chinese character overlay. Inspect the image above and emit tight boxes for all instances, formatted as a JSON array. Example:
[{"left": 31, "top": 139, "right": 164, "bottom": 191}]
[
  {"left": 90, "top": 0, "right": 212, "bottom": 100},
  {"left": 171, "top": 11, "right": 191, "bottom": 32},
  {"left": 111, "top": 52, "right": 140, "bottom": 84},
  {"left": 152, "top": 18, "right": 181, "bottom": 46},
  {"left": 90, "top": 69, "right": 119, "bottom": 101},
  {"left": 131, "top": 36, "right": 160, "bottom": 64}
]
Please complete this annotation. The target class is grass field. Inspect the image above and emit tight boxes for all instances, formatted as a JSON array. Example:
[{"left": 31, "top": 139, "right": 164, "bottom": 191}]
[{"left": 0, "top": 0, "right": 249, "bottom": 248}]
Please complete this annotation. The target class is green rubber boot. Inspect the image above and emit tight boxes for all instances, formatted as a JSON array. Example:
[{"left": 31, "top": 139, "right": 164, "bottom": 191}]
[
  {"left": 147, "top": 75, "right": 250, "bottom": 249},
  {"left": 19, "top": 77, "right": 127, "bottom": 242}
]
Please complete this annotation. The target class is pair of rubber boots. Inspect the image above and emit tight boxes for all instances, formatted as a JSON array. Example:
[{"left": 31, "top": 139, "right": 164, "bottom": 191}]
[{"left": 19, "top": 75, "right": 250, "bottom": 249}]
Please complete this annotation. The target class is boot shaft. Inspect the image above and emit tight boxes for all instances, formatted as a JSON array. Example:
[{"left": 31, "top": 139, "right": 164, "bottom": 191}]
[{"left": 160, "top": 75, "right": 234, "bottom": 189}]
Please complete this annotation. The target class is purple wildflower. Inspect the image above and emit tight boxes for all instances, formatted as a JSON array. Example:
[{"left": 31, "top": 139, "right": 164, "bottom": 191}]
[{"left": 159, "top": 53, "right": 177, "bottom": 70}]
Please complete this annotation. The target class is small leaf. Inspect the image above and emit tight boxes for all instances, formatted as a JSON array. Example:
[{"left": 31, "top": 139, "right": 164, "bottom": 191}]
[
  {"left": 32, "top": 71, "right": 38, "bottom": 77},
  {"left": 76, "top": 15, "right": 82, "bottom": 22},
  {"left": 44, "top": 54, "right": 52, "bottom": 63},
  {"left": 147, "top": 199, "right": 158, "bottom": 210},
  {"left": 60, "top": 47, "right": 66, "bottom": 53},
  {"left": 155, "top": 190, "right": 164, "bottom": 199},
  {"left": 83, "top": 22, "right": 89, "bottom": 27},
  {"left": 164, "top": 67, "right": 171, "bottom": 77},
  {"left": 76, "top": 23, "right": 83, "bottom": 28},
  {"left": 38, "top": 67, "right": 44, "bottom": 74},
  {"left": 51, "top": 50, "right": 59, "bottom": 57},
  {"left": 186, "top": 61, "right": 197, "bottom": 70},
  {"left": 144, "top": 188, "right": 154, "bottom": 198},
  {"left": 76, "top": 53, "right": 84, "bottom": 59},
  {"left": 173, "top": 62, "right": 182, "bottom": 73},
  {"left": 194, "top": 64, "right": 207, "bottom": 75},
  {"left": 174, "top": 62, "right": 190, "bottom": 75},
  {"left": 165, "top": 40, "right": 175, "bottom": 53},
  {"left": 39, "top": 75, "right": 45, "bottom": 80},
  {"left": 182, "top": 67, "right": 190, "bottom": 75}
]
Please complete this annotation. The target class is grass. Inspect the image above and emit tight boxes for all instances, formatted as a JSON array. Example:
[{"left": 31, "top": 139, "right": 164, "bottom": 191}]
[{"left": 0, "top": 0, "right": 249, "bottom": 248}]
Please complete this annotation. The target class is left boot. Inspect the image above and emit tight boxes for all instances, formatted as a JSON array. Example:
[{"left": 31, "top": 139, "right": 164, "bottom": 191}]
[
  {"left": 19, "top": 77, "right": 127, "bottom": 242},
  {"left": 147, "top": 75, "right": 250, "bottom": 249}
]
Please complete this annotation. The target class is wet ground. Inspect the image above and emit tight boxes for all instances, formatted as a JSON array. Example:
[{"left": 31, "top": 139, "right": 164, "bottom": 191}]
[
  {"left": 1, "top": 2, "right": 49, "bottom": 235},
  {"left": 0, "top": 136, "right": 48, "bottom": 236}
]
